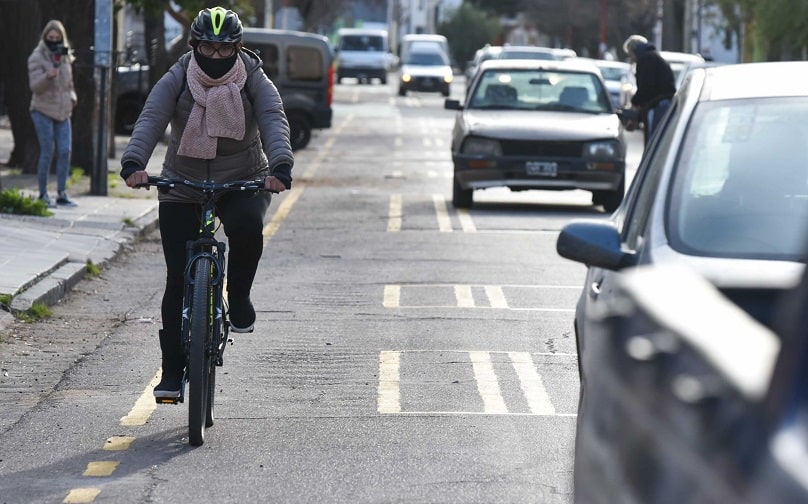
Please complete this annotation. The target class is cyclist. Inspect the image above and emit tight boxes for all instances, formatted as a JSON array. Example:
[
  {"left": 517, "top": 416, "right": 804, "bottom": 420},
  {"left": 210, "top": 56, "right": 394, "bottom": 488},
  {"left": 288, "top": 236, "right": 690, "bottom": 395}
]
[{"left": 120, "top": 7, "right": 293, "bottom": 400}]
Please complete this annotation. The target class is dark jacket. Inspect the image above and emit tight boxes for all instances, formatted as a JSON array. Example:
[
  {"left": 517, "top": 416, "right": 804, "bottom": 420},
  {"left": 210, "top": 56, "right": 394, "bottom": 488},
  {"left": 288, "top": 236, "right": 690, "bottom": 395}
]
[
  {"left": 630, "top": 43, "right": 676, "bottom": 110},
  {"left": 121, "top": 50, "right": 294, "bottom": 204}
]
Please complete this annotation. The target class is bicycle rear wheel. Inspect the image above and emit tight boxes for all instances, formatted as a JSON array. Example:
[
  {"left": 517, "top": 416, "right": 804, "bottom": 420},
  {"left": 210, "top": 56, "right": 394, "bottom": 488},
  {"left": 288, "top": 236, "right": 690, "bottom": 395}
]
[{"left": 189, "top": 257, "right": 214, "bottom": 446}]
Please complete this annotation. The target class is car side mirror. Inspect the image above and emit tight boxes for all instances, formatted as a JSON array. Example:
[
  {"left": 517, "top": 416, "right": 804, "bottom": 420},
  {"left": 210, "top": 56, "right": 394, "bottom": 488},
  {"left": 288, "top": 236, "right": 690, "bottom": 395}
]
[{"left": 444, "top": 99, "right": 462, "bottom": 111}]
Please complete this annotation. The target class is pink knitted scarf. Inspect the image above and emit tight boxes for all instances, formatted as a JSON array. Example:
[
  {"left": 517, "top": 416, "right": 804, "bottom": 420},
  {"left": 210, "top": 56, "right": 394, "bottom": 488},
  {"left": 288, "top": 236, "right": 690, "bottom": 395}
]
[{"left": 177, "top": 53, "right": 247, "bottom": 159}]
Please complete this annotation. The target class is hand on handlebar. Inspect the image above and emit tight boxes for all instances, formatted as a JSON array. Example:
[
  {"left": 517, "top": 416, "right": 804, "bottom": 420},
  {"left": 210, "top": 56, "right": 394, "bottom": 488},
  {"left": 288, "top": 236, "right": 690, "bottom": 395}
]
[
  {"left": 265, "top": 175, "right": 288, "bottom": 193},
  {"left": 126, "top": 170, "right": 150, "bottom": 189}
]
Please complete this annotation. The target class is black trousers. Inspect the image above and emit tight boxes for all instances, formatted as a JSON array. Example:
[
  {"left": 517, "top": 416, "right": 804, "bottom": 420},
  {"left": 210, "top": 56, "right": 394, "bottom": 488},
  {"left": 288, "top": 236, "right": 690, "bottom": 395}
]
[{"left": 157, "top": 192, "right": 271, "bottom": 361}]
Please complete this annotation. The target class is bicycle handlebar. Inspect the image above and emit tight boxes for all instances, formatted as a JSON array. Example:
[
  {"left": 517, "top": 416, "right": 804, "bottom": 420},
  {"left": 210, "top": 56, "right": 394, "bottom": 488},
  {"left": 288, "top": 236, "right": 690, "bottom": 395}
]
[{"left": 136, "top": 176, "right": 278, "bottom": 194}]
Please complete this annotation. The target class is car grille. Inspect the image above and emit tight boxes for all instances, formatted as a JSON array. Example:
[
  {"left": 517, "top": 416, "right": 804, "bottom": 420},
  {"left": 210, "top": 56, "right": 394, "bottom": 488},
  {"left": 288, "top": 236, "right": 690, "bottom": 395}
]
[
  {"left": 500, "top": 140, "right": 583, "bottom": 157},
  {"left": 413, "top": 76, "right": 441, "bottom": 87}
]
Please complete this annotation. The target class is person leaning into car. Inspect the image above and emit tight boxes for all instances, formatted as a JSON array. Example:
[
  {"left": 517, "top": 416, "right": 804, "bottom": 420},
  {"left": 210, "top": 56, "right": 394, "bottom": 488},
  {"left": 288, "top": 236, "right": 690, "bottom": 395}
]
[{"left": 623, "top": 35, "right": 676, "bottom": 145}]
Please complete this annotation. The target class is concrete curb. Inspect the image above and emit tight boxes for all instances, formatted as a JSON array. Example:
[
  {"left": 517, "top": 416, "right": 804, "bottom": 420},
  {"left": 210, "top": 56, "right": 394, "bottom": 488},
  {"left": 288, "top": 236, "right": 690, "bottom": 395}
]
[{"left": 0, "top": 209, "right": 159, "bottom": 328}]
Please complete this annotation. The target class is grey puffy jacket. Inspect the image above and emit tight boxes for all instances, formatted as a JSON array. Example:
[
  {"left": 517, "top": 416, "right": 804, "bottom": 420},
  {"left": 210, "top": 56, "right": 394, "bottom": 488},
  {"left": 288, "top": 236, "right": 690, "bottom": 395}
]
[{"left": 121, "top": 50, "right": 294, "bottom": 203}]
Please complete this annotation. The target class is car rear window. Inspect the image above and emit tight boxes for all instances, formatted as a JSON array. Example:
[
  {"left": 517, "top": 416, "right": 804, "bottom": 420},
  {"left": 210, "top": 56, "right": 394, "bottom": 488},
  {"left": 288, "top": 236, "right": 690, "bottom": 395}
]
[
  {"left": 468, "top": 69, "right": 610, "bottom": 113},
  {"left": 339, "top": 35, "right": 384, "bottom": 52},
  {"left": 669, "top": 97, "right": 808, "bottom": 260}
]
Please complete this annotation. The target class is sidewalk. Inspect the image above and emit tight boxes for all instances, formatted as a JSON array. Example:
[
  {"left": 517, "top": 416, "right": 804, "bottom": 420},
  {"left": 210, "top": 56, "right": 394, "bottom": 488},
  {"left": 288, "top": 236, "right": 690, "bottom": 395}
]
[{"left": 0, "top": 119, "right": 166, "bottom": 331}]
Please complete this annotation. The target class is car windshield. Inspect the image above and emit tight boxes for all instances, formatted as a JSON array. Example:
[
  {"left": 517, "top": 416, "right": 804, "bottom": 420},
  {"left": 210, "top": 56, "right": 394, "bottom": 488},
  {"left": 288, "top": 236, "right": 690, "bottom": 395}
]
[
  {"left": 406, "top": 52, "right": 448, "bottom": 66},
  {"left": 468, "top": 69, "right": 611, "bottom": 113},
  {"left": 340, "top": 35, "right": 384, "bottom": 52},
  {"left": 669, "top": 97, "right": 808, "bottom": 260}
]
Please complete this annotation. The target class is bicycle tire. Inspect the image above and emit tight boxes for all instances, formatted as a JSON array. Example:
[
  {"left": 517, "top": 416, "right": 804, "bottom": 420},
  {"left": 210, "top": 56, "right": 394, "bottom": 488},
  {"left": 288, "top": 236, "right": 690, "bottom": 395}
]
[{"left": 189, "top": 257, "right": 213, "bottom": 446}]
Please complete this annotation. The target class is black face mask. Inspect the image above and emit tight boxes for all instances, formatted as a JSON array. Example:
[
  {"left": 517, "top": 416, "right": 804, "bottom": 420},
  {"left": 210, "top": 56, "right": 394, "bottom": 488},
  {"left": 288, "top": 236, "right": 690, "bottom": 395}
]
[
  {"left": 195, "top": 52, "right": 237, "bottom": 79},
  {"left": 46, "top": 40, "right": 64, "bottom": 53}
]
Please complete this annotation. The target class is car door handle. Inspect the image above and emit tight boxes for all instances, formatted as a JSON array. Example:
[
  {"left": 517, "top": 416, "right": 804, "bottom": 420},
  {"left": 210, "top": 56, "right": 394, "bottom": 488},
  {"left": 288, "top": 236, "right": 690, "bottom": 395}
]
[{"left": 589, "top": 279, "right": 602, "bottom": 298}]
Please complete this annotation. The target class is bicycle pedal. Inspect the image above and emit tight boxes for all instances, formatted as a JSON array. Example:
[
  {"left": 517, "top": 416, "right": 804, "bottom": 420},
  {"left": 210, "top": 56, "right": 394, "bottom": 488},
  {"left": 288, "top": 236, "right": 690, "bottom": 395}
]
[{"left": 155, "top": 396, "right": 181, "bottom": 405}]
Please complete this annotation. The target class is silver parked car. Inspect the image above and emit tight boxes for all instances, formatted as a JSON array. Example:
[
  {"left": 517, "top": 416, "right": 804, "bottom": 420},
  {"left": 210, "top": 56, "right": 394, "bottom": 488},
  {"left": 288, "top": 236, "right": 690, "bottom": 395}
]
[
  {"left": 445, "top": 59, "right": 626, "bottom": 210},
  {"left": 557, "top": 61, "right": 808, "bottom": 503}
]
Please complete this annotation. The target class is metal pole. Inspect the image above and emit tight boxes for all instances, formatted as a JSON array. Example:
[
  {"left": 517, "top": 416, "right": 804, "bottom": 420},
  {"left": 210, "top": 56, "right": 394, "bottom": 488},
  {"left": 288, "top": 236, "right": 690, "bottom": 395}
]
[{"left": 93, "top": 0, "right": 113, "bottom": 196}]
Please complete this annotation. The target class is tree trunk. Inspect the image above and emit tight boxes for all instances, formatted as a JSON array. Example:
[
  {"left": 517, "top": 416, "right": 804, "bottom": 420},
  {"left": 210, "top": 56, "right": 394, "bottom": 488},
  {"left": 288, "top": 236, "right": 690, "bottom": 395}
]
[{"left": 0, "top": 0, "right": 43, "bottom": 171}]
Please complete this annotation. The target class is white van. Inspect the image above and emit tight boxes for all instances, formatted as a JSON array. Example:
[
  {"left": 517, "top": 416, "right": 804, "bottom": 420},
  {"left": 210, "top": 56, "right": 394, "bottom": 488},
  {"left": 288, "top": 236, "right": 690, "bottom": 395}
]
[
  {"left": 335, "top": 28, "right": 392, "bottom": 84},
  {"left": 400, "top": 34, "right": 450, "bottom": 66}
]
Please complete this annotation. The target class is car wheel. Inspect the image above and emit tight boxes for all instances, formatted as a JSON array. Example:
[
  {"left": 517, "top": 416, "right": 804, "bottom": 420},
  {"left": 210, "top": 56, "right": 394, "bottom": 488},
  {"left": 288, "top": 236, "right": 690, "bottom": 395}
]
[
  {"left": 398, "top": 87, "right": 406, "bottom": 96},
  {"left": 593, "top": 179, "right": 625, "bottom": 213},
  {"left": 442, "top": 87, "right": 450, "bottom": 97},
  {"left": 380, "top": 75, "right": 387, "bottom": 84},
  {"left": 287, "top": 112, "right": 312, "bottom": 151},
  {"left": 452, "top": 176, "right": 473, "bottom": 208}
]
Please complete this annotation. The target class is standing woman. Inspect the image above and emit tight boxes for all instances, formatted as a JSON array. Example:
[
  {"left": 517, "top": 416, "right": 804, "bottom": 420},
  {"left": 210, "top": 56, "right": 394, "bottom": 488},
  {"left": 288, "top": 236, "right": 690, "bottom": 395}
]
[{"left": 28, "top": 19, "right": 78, "bottom": 207}]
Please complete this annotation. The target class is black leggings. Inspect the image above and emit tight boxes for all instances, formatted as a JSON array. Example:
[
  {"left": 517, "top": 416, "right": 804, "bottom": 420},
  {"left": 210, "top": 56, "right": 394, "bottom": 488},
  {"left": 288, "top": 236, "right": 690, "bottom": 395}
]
[{"left": 158, "top": 192, "right": 270, "bottom": 358}]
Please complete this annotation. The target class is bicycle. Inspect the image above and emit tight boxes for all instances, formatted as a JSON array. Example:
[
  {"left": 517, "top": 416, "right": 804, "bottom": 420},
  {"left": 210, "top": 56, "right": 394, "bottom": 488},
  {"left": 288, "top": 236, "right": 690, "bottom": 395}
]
[{"left": 138, "top": 176, "right": 273, "bottom": 446}]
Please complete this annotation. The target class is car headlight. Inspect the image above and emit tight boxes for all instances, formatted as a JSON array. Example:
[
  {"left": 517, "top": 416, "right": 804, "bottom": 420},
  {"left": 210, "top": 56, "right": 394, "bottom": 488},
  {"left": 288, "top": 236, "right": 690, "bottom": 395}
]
[
  {"left": 462, "top": 137, "right": 502, "bottom": 156},
  {"left": 584, "top": 140, "right": 621, "bottom": 159},
  {"left": 443, "top": 74, "right": 453, "bottom": 84},
  {"left": 401, "top": 73, "right": 412, "bottom": 83}
]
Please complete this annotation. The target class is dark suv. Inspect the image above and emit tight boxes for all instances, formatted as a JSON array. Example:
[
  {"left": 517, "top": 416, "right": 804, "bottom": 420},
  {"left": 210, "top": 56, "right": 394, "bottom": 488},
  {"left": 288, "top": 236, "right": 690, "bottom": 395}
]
[{"left": 114, "top": 28, "right": 333, "bottom": 151}]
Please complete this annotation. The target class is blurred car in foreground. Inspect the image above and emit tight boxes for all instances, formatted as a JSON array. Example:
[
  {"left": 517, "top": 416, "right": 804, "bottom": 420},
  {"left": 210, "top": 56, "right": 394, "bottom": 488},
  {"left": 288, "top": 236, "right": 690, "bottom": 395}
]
[
  {"left": 574, "top": 261, "right": 808, "bottom": 503},
  {"left": 445, "top": 59, "right": 625, "bottom": 210},
  {"left": 661, "top": 50, "right": 706, "bottom": 87},
  {"left": 398, "top": 48, "right": 453, "bottom": 97},
  {"left": 464, "top": 45, "right": 502, "bottom": 81},
  {"left": 556, "top": 61, "right": 808, "bottom": 502}
]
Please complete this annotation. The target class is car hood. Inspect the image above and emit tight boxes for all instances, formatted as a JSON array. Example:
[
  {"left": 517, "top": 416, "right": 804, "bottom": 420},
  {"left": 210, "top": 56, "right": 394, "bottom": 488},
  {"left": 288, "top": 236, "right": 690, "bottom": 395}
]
[
  {"left": 401, "top": 64, "right": 452, "bottom": 77},
  {"left": 461, "top": 110, "right": 621, "bottom": 141}
]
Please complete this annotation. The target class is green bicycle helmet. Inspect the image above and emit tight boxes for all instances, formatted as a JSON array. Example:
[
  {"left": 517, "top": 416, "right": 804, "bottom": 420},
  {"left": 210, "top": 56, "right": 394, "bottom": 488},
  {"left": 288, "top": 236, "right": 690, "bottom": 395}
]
[{"left": 190, "top": 6, "right": 243, "bottom": 43}]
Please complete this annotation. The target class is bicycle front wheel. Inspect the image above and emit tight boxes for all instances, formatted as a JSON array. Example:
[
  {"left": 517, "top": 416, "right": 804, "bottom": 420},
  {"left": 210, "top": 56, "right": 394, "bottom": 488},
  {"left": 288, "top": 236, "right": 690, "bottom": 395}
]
[{"left": 188, "top": 257, "right": 214, "bottom": 446}]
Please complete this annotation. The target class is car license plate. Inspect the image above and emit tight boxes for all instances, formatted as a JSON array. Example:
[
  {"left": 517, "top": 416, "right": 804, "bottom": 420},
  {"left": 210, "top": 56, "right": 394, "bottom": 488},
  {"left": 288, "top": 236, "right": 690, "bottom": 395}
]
[{"left": 526, "top": 161, "right": 557, "bottom": 177}]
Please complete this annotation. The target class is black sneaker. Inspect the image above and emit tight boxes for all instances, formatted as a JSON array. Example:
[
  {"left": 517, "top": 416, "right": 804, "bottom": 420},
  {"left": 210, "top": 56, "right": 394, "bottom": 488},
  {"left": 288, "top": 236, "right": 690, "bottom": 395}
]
[
  {"left": 154, "top": 367, "right": 184, "bottom": 399},
  {"left": 56, "top": 192, "right": 78, "bottom": 207},
  {"left": 229, "top": 296, "right": 255, "bottom": 333},
  {"left": 38, "top": 194, "right": 57, "bottom": 209}
]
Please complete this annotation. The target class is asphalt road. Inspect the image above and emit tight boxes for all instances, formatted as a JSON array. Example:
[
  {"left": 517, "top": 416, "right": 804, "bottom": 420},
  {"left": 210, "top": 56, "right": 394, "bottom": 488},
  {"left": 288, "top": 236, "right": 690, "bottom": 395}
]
[{"left": 0, "top": 74, "right": 645, "bottom": 503}]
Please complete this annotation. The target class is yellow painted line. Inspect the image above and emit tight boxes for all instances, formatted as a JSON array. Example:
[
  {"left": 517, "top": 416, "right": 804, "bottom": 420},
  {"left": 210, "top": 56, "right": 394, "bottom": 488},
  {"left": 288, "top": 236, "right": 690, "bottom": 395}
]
[
  {"left": 377, "top": 351, "right": 401, "bottom": 413},
  {"left": 509, "top": 352, "right": 556, "bottom": 415},
  {"left": 103, "top": 436, "right": 135, "bottom": 451},
  {"left": 388, "top": 194, "right": 402, "bottom": 232},
  {"left": 454, "top": 285, "right": 475, "bottom": 308},
  {"left": 456, "top": 208, "right": 476, "bottom": 233},
  {"left": 83, "top": 461, "right": 120, "bottom": 477},
  {"left": 469, "top": 351, "right": 508, "bottom": 414},
  {"left": 263, "top": 186, "right": 303, "bottom": 242},
  {"left": 383, "top": 285, "right": 400, "bottom": 308},
  {"left": 120, "top": 371, "right": 160, "bottom": 426},
  {"left": 484, "top": 286, "right": 508, "bottom": 309},
  {"left": 432, "top": 194, "right": 452, "bottom": 232},
  {"left": 63, "top": 488, "right": 101, "bottom": 503}
]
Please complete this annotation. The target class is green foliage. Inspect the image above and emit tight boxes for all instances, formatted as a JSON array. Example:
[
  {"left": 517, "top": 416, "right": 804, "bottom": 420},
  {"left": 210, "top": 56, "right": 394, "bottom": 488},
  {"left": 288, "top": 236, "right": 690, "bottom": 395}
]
[
  {"left": 68, "top": 167, "right": 85, "bottom": 188},
  {"left": 0, "top": 294, "right": 11, "bottom": 311},
  {"left": 467, "top": 0, "right": 522, "bottom": 17},
  {"left": 86, "top": 261, "right": 102, "bottom": 278},
  {"left": 18, "top": 303, "right": 52, "bottom": 323},
  {"left": 0, "top": 189, "right": 53, "bottom": 217},
  {"left": 439, "top": 3, "right": 501, "bottom": 68}
]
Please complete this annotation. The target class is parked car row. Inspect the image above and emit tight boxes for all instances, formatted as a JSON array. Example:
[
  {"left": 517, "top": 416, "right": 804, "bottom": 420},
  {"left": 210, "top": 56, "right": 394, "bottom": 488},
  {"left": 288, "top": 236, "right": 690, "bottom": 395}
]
[{"left": 557, "top": 61, "right": 808, "bottom": 502}]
